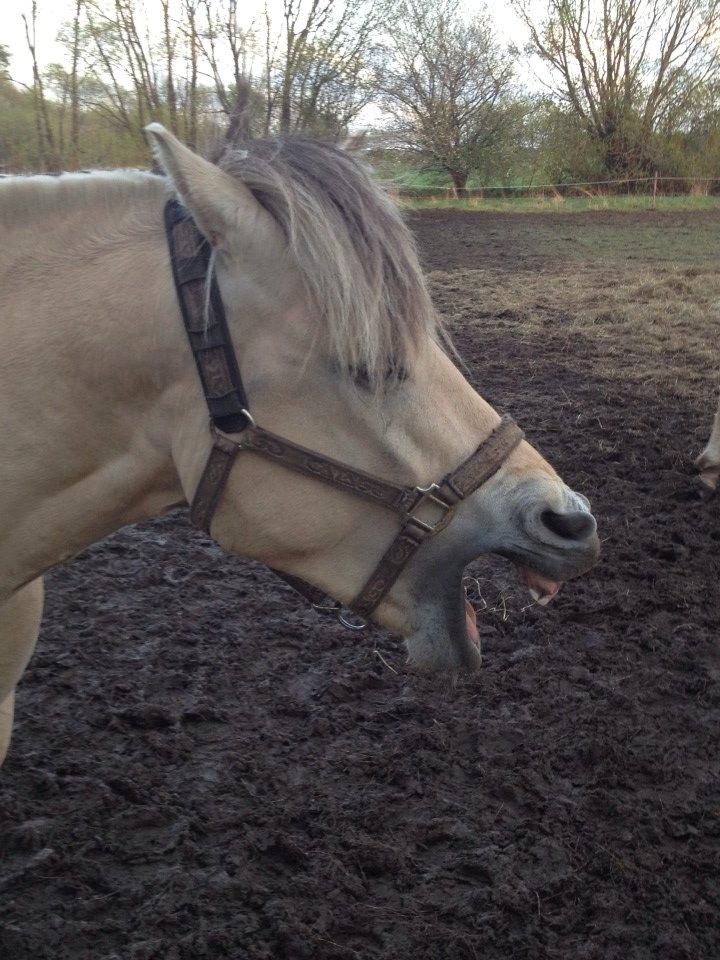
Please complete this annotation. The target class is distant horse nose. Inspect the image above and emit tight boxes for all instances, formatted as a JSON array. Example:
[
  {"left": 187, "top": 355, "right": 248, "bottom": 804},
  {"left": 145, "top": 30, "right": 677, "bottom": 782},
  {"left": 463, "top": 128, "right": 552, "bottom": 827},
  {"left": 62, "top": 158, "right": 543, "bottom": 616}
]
[{"left": 540, "top": 509, "right": 597, "bottom": 541}]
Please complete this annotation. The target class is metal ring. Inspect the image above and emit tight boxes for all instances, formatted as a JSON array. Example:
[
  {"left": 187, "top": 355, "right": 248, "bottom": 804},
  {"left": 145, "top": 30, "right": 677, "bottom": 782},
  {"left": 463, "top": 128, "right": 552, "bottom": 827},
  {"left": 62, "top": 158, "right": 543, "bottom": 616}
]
[
  {"left": 312, "top": 600, "right": 341, "bottom": 613},
  {"left": 338, "top": 611, "right": 367, "bottom": 631},
  {"left": 240, "top": 408, "right": 256, "bottom": 429}
]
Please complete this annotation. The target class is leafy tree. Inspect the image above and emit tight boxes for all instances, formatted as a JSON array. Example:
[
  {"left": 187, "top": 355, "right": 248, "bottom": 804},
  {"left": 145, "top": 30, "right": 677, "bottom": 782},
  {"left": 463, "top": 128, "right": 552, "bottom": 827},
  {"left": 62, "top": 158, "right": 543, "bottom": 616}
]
[
  {"left": 378, "top": 0, "right": 516, "bottom": 196},
  {"left": 513, "top": 0, "right": 720, "bottom": 175}
]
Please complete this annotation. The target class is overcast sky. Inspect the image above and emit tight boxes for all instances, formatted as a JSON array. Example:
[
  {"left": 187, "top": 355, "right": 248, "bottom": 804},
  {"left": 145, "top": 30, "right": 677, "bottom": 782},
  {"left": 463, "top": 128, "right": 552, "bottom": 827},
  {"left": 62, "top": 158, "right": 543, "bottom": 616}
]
[{"left": 5, "top": 0, "right": 545, "bottom": 101}]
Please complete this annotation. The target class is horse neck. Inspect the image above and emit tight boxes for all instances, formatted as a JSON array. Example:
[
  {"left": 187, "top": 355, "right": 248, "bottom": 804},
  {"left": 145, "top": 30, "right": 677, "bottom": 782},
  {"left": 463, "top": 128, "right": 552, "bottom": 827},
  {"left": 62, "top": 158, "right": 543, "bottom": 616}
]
[{"left": 0, "top": 174, "right": 203, "bottom": 592}]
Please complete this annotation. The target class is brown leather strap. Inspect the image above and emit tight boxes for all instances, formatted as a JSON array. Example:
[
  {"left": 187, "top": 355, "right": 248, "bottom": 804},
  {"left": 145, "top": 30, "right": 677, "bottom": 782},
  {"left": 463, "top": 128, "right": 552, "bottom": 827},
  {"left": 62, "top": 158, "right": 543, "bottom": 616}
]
[
  {"left": 444, "top": 416, "right": 525, "bottom": 498},
  {"left": 352, "top": 528, "right": 427, "bottom": 617},
  {"left": 192, "top": 440, "right": 330, "bottom": 606},
  {"left": 165, "top": 201, "right": 251, "bottom": 432},
  {"left": 271, "top": 570, "right": 330, "bottom": 607},
  {"left": 190, "top": 435, "right": 240, "bottom": 532},
  {"left": 191, "top": 416, "right": 523, "bottom": 618},
  {"left": 236, "top": 424, "right": 418, "bottom": 512},
  {"left": 351, "top": 416, "right": 524, "bottom": 616}
]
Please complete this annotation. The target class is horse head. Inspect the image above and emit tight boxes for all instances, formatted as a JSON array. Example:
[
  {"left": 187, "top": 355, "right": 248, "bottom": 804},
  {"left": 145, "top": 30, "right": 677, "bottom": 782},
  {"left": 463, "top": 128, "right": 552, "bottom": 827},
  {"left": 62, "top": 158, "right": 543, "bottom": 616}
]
[{"left": 147, "top": 126, "right": 600, "bottom": 672}]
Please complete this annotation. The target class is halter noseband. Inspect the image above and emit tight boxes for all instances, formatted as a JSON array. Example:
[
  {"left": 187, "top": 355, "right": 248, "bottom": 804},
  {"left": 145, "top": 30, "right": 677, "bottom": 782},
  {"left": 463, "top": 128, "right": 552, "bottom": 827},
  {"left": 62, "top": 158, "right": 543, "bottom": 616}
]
[{"left": 164, "top": 199, "right": 524, "bottom": 621}]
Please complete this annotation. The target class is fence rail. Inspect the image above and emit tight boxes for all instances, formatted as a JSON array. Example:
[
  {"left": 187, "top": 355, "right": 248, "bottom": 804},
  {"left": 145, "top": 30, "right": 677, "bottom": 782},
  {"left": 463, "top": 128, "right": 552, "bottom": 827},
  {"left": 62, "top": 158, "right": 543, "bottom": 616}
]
[{"left": 389, "top": 174, "right": 720, "bottom": 199}]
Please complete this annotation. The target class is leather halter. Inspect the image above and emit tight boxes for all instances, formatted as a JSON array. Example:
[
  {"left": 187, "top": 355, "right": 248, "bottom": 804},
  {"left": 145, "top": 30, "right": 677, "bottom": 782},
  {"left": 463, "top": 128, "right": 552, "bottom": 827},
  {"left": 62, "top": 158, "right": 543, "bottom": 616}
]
[{"left": 164, "top": 199, "right": 524, "bottom": 620}]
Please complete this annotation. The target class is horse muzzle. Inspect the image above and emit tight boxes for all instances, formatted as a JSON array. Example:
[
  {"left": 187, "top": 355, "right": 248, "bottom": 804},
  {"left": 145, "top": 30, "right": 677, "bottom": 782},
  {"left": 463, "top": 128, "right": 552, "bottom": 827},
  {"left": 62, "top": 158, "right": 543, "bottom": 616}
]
[
  {"left": 497, "top": 491, "right": 600, "bottom": 595},
  {"left": 398, "top": 480, "right": 600, "bottom": 673}
]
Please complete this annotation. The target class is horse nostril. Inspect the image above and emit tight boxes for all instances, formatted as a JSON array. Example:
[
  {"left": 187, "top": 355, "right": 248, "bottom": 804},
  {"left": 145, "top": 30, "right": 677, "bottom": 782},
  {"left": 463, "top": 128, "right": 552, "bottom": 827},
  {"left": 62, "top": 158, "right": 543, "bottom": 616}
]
[{"left": 541, "top": 509, "right": 596, "bottom": 541}]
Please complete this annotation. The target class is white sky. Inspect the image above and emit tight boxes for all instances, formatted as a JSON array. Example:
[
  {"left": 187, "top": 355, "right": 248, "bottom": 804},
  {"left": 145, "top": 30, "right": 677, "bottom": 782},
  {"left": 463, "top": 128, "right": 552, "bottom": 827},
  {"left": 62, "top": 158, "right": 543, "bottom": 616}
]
[
  {"left": 4, "top": 0, "right": 544, "bottom": 97},
  {"left": 0, "top": 0, "right": 542, "bottom": 127}
]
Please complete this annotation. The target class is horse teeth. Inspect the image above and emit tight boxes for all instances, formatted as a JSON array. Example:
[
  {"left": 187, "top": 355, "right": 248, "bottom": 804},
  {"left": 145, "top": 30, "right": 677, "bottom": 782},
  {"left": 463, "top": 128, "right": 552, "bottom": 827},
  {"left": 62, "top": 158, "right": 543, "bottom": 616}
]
[{"left": 529, "top": 587, "right": 552, "bottom": 606}]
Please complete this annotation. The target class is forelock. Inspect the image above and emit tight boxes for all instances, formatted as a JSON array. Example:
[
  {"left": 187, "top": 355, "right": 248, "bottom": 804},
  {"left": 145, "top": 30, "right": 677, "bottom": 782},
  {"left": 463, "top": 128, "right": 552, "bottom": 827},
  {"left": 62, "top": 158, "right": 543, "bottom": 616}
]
[{"left": 218, "top": 138, "right": 442, "bottom": 389}]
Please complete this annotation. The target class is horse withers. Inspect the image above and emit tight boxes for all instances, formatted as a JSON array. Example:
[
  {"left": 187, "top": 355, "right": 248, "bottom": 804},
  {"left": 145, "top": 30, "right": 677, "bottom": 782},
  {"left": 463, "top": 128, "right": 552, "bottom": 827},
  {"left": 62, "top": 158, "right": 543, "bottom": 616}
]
[
  {"left": 696, "top": 397, "right": 720, "bottom": 494},
  {"left": 0, "top": 126, "right": 600, "bottom": 764}
]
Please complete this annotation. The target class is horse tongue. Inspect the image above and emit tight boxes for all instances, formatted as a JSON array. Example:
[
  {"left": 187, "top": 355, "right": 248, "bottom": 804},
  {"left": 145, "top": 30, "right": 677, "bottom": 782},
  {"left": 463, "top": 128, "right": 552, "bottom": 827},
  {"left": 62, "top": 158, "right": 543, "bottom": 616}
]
[
  {"left": 465, "top": 598, "right": 480, "bottom": 647},
  {"left": 519, "top": 567, "right": 563, "bottom": 606}
]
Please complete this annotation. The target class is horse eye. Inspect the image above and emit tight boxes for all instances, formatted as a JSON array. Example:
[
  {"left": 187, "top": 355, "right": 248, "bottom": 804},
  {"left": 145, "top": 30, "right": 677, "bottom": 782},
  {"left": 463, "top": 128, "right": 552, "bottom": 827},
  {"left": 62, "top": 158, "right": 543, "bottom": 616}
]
[{"left": 348, "top": 362, "right": 407, "bottom": 388}]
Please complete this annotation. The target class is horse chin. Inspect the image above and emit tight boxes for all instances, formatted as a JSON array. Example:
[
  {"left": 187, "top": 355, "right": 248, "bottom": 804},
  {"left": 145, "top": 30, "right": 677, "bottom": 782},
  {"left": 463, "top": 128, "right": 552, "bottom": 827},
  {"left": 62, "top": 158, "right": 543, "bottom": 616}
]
[
  {"left": 404, "top": 629, "right": 483, "bottom": 674},
  {"left": 403, "top": 593, "right": 483, "bottom": 674},
  {"left": 401, "top": 557, "right": 572, "bottom": 673}
]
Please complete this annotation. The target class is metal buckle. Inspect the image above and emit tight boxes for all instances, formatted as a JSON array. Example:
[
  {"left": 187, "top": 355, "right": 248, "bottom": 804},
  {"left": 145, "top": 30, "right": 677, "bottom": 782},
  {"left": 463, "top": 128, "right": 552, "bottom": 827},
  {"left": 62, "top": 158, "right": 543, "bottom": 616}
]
[
  {"left": 405, "top": 482, "right": 454, "bottom": 535},
  {"left": 210, "top": 408, "right": 255, "bottom": 447}
]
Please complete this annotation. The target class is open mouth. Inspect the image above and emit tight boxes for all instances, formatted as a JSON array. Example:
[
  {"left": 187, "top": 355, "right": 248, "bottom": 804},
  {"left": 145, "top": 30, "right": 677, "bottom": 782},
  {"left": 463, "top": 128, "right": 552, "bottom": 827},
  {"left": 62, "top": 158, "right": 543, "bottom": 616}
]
[
  {"left": 464, "top": 597, "right": 481, "bottom": 647},
  {"left": 517, "top": 565, "right": 564, "bottom": 606},
  {"left": 463, "top": 565, "right": 564, "bottom": 648}
]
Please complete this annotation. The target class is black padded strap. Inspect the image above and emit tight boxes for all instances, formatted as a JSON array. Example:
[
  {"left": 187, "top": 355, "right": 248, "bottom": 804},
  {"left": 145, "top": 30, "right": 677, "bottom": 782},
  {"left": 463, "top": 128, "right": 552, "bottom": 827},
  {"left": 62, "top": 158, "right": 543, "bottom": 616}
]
[{"left": 164, "top": 199, "right": 251, "bottom": 434}]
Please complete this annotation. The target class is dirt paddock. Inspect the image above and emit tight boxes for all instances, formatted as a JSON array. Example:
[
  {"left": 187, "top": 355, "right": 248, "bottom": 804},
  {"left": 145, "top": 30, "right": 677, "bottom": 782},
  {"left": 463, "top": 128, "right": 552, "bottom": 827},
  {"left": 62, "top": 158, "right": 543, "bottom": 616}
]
[{"left": 1, "top": 209, "right": 719, "bottom": 959}]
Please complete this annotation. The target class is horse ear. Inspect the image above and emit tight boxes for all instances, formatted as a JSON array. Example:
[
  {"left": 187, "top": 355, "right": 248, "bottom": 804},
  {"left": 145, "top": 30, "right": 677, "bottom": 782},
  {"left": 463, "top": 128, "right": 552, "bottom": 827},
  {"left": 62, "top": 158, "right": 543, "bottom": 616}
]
[{"left": 145, "top": 123, "right": 249, "bottom": 248}]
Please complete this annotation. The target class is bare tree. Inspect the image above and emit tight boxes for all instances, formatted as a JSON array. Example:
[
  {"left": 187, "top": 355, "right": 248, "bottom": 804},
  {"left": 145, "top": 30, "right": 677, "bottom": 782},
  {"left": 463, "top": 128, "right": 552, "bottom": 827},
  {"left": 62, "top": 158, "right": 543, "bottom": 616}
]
[
  {"left": 198, "top": 0, "right": 257, "bottom": 128},
  {"left": 160, "top": 0, "right": 178, "bottom": 133},
  {"left": 513, "top": 0, "right": 720, "bottom": 173},
  {"left": 182, "top": 0, "right": 200, "bottom": 148},
  {"left": 379, "top": 0, "right": 516, "bottom": 196},
  {"left": 82, "top": 0, "right": 192, "bottom": 140},
  {"left": 81, "top": 2, "right": 142, "bottom": 133},
  {"left": 114, "top": 0, "right": 162, "bottom": 121},
  {"left": 50, "top": 1, "right": 87, "bottom": 165},
  {"left": 82, "top": 9, "right": 135, "bottom": 133},
  {"left": 69, "top": 0, "right": 84, "bottom": 162},
  {"left": 81, "top": 0, "right": 160, "bottom": 132},
  {"left": 22, "top": 1, "right": 58, "bottom": 170},
  {"left": 266, "top": 0, "right": 380, "bottom": 135}
]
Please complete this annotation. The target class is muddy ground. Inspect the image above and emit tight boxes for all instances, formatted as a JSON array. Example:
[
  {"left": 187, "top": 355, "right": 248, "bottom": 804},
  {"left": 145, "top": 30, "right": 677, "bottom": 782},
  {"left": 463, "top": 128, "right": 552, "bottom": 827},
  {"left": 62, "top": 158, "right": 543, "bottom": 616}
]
[{"left": 1, "top": 210, "right": 719, "bottom": 959}]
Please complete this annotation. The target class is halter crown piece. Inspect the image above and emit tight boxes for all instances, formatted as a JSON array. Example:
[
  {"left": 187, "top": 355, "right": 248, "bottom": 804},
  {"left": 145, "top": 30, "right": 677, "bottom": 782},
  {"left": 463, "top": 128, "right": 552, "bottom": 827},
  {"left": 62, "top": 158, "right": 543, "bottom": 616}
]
[{"left": 164, "top": 199, "right": 524, "bottom": 624}]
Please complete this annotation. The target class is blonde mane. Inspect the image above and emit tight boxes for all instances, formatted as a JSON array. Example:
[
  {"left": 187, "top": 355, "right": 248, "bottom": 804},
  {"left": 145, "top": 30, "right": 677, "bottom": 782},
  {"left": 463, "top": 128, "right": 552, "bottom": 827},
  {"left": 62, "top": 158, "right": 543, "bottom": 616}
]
[{"left": 218, "top": 138, "right": 441, "bottom": 388}]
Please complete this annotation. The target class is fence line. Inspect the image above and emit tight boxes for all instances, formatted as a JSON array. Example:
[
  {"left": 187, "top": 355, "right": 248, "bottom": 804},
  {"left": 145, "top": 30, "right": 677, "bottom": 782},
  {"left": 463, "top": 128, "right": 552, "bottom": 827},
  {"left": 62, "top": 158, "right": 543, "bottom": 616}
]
[{"left": 390, "top": 173, "right": 720, "bottom": 198}]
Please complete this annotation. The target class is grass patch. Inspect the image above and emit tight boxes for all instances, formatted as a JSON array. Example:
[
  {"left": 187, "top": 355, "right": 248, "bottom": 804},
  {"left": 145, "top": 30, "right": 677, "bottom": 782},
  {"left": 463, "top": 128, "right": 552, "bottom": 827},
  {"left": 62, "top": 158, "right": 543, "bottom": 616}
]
[
  {"left": 410, "top": 207, "right": 720, "bottom": 412},
  {"left": 428, "top": 260, "right": 720, "bottom": 400},
  {"left": 403, "top": 194, "right": 720, "bottom": 214}
]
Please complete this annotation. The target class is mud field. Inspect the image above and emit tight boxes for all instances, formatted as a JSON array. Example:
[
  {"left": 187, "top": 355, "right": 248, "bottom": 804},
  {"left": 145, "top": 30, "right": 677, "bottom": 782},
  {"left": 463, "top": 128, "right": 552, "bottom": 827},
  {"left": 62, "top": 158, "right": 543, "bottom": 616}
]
[{"left": 2, "top": 209, "right": 720, "bottom": 959}]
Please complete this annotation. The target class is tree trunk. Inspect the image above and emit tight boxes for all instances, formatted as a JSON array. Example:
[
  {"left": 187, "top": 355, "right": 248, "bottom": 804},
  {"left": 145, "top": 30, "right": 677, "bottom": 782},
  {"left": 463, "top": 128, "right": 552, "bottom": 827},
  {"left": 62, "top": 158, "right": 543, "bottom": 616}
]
[
  {"left": 450, "top": 170, "right": 469, "bottom": 199},
  {"left": 162, "top": 0, "right": 178, "bottom": 133},
  {"left": 23, "top": 3, "right": 59, "bottom": 172},
  {"left": 69, "top": 0, "right": 83, "bottom": 167},
  {"left": 279, "top": 72, "right": 293, "bottom": 134},
  {"left": 186, "top": 1, "right": 198, "bottom": 148},
  {"left": 225, "top": 78, "right": 252, "bottom": 144}
]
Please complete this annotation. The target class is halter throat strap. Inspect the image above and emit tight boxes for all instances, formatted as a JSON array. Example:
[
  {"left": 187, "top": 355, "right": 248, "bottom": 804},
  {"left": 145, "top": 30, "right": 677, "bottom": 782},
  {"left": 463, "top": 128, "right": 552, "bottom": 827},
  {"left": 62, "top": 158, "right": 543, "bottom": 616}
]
[{"left": 164, "top": 198, "right": 524, "bottom": 619}]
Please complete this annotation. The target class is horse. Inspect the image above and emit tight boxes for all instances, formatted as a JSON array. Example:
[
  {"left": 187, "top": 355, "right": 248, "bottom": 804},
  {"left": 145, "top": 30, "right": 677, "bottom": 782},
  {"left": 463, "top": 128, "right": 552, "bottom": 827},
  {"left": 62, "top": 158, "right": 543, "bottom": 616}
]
[
  {"left": 696, "top": 397, "right": 720, "bottom": 493},
  {"left": 0, "top": 125, "right": 600, "bottom": 764}
]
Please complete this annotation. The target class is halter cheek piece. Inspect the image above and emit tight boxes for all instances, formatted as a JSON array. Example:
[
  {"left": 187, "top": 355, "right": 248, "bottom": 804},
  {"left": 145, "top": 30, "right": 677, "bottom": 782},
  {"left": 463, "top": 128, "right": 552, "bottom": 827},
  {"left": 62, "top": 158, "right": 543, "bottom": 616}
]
[{"left": 164, "top": 199, "right": 524, "bottom": 622}]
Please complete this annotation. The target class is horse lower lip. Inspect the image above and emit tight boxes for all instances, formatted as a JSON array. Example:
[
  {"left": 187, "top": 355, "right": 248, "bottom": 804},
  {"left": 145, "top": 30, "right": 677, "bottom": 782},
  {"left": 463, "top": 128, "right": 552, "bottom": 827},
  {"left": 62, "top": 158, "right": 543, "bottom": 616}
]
[
  {"left": 464, "top": 598, "right": 480, "bottom": 647},
  {"left": 519, "top": 566, "right": 563, "bottom": 603}
]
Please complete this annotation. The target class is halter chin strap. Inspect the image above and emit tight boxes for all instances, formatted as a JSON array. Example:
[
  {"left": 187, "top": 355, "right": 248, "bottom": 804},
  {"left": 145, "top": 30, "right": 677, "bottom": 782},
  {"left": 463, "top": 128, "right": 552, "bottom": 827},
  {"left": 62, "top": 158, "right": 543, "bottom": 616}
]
[{"left": 164, "top": 198, "right": 524, "bottom": 620}]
